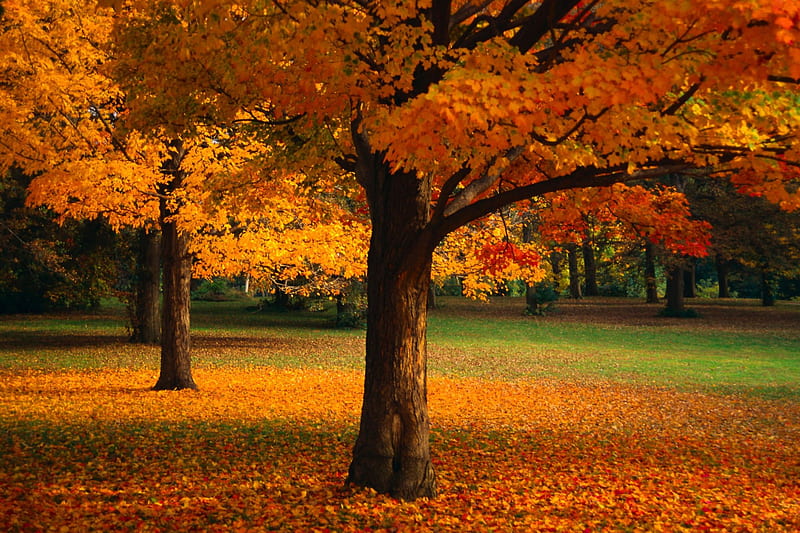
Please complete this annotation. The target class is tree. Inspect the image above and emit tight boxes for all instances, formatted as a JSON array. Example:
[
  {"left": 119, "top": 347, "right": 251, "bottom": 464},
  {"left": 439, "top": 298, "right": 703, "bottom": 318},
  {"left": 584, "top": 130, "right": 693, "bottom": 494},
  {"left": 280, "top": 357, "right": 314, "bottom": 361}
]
[
  {"left": 0, "top": 1, "right": 273, "bottom": 389},
  {"left": 432, "top": 211, "right": 546, "bottom": 301},
  {"left": 688, "top": 178, "right": 800, "bottom": 305},
  {"left": 0, "top": 166, "right": 119, "bottom": 313},
  {"left": 128, "top": 229, "right": 161, "bottom": 344},
  {"left": 76, "top": 0, "right": 800, "bottom": 498}
]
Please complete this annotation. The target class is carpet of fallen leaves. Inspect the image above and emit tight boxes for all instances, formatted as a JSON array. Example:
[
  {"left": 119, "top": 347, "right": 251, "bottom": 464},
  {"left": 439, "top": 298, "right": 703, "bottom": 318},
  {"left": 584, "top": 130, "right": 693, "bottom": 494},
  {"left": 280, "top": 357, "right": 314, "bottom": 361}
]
[{"left": 1, "top": 366, "right": 799, "bottom": 532}]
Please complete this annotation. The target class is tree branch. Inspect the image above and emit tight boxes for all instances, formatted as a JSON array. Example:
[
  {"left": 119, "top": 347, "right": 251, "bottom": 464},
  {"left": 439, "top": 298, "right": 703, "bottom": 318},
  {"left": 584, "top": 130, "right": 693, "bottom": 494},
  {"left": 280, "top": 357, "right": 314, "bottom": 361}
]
[
  {"left": 442, "top": 146, "right": 525, "bottom": 217},
  {"left": 436, "top": 162, "right": 695, "bottom": 239},
  {"left": 508, "top": 0, "right": 584, "bottom": 53},
  {"left": 429, "top": 0, "right": 452, "bottom": 45},
  {"left": 660, "top": 79, "right": 704, "bottom": 116}
]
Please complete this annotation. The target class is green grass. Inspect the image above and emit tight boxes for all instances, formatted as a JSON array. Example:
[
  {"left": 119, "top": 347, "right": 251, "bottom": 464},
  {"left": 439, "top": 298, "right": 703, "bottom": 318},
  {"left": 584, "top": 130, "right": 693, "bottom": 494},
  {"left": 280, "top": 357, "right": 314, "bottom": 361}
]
[{"left": 1, "top": 296, "right": 798, "bottom": 397}]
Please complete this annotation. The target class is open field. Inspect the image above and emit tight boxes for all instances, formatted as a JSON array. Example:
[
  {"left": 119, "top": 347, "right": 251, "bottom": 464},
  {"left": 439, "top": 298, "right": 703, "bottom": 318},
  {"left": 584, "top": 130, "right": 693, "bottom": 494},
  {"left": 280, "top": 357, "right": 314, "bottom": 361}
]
[{"left": 1, "top": 297, "right": 799, "bottom": 531}]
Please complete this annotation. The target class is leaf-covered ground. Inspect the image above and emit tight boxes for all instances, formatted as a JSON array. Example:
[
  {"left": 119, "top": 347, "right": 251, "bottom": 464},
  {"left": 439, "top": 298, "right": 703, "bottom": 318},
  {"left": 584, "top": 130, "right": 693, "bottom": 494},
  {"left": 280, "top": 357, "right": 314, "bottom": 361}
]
[
  {"left": 1, "top": 298, "right": 799, "bottom": 531},
  {"left": 2, "top": 366, "right": 799, "bottom": 532}
]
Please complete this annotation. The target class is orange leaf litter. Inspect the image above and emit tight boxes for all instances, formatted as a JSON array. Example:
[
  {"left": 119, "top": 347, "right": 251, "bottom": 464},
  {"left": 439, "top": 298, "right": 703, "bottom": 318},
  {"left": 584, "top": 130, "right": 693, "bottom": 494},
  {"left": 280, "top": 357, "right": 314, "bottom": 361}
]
[{"left": 1, "top": 367, "right": 798, "bottom": 531}]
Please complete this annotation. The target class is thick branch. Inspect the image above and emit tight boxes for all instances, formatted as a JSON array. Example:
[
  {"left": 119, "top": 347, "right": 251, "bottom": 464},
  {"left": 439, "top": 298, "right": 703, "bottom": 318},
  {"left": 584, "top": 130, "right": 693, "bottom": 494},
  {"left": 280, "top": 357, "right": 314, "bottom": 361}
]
[
  {"left": 508, "top": 0, "right": 584, "bottom": 53},
  {"left": 436, "top": 163, "right": 694, "bottom": 239},
  {"left": 432, "top": 165, "right": 471, "bottom": 221},
  {"left": 456, "top": 0, "right": 529, "bottom": 49},
  {"left": 429, "top": 0, "right": 452, "bottom": 45}
]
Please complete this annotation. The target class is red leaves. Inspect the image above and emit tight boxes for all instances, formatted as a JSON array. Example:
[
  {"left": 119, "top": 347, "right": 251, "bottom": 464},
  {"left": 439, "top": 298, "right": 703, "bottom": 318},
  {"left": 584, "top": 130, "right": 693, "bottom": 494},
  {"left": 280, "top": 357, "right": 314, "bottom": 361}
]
[{"left": 474, "top": 242, "right": 541, "bottom": 278}]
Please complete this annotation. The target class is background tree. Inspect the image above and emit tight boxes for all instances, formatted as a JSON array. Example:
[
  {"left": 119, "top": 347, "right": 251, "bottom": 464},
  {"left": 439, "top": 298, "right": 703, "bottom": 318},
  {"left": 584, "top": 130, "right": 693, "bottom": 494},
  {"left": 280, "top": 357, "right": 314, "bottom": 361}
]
[
  {"left": 688, "top": 178, "right": 800, "bottom": 306},
  {"left": 0, "top": 166, "right": 119, "bottom": 313},
  {"left": 1, "top": 0, "right": 271, "bottom": 389}
]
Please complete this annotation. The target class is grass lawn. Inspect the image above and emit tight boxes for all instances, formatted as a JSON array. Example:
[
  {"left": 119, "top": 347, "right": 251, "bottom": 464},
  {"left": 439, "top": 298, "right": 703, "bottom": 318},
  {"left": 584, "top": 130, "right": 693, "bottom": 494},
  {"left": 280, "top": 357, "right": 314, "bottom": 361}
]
[{"left": 1, "top": 296, "right": 798, "bottom": 531}]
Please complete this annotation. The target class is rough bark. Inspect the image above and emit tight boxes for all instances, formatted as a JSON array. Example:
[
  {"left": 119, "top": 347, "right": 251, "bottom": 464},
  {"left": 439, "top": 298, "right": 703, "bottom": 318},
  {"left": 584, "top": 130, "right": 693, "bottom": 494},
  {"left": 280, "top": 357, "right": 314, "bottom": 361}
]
[
  {"left": 153, "top": 142, "right": 196, "bottom": 391},
  {"left": 644, "top": 241, "right": 659, "bottom": 303},
  {"left": 582, "top": 241, "right": 599, "bottom": 296},
  {"left": 130, "top": 229, "right": 161, "bottom": 344},
  {"left": 664, "top": 266, "right": 685, "bottom": 314},
  {"left": 153, "top": 212, "right": 196, "bottom": 390},
  {"left": 347, "top": 137, "right": 437, "bottom": 500}
]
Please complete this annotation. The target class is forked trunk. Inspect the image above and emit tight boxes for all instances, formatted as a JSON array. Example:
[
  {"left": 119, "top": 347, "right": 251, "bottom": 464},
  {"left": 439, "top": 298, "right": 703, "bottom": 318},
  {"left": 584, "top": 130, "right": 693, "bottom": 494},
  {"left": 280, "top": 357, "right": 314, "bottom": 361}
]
[{"left": 347, "top": 139, "right": 437, "bottom": 500}]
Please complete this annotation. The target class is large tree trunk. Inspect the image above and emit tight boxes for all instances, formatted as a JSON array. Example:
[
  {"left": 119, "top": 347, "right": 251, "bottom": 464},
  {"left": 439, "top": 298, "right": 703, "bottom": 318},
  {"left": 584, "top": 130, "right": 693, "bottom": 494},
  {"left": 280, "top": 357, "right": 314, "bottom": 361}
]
[
  {"left": 154, "top": 217, "right": 196, "bottom": 390},
  {"left": 153, "top": 142, "right": 196, "bottom": 391},
  {"left": 130, "top": 229, "right": 161, "bottom": 344},
  {"left": 664, "top": 266, "right": 685, "bottom": 315},
  {"left": 644, "top": 240, "right": 659, "bottom": 303},
  {"left": 567, "top": 244, "right": 582, "bottom": 299},
  {"left": 582, "top": 240, "right": 599, "bottom": 296},
  {"left": 346, "top": 141, "right": 437, "bottom": 500}
]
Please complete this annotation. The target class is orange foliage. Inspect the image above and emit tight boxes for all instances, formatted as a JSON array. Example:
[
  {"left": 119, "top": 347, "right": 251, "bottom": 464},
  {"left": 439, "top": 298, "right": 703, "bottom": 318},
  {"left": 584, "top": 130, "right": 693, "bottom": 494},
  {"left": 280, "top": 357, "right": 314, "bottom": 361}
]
[
  {"left": 2, "top": 367, "right": 799, "bottom": 531},
  {"left": 433, "top": 213, "right": 547, "bottom": 300}
]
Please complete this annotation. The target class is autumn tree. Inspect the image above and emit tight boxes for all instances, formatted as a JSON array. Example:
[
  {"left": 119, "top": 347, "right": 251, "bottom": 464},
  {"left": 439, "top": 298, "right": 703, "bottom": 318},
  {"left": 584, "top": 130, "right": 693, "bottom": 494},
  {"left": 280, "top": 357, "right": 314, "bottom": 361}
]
[
  {"left": 103, "top": 0, "right": 800, "bottom": 499},
  {"left": 1, "top": 0, "right": 277, "bottom": 389}
]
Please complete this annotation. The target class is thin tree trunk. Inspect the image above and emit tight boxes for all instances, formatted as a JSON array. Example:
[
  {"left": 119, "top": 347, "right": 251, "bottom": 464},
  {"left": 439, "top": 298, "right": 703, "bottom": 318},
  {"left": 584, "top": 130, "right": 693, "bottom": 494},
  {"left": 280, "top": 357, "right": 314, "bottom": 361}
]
[
  {"left": 567, "top": 244, "right": 582, "bottom": 299},
  {"left": 582, "top": 241, "right": 598, "bottom": 296},
  {"left": 716, "top": 255, "right": 730, "bottom": 298},
  {"left": 761, "top": 270, "right": 776, "bottom": 307},
  {"left": 664, "top": 266, "right": 685, "bottom": 314},
  {"left": 153, "top": 141, "right": 196, "bottom": 391},
  {"left": 130, "top": 229, "right": 161, "bottom": 344},
  {"left": 523, "top": 222, "right": 539, "bottom": 313},
  {"left": 427, "top": 283, "right": 437, "bottom": 309},
  {"left": 525, "top": 282, "right": 540, "bottom": 314},
  {"left": 644, "top": 240, "right": 659, "bottom": 303},
  {"left": 549, "top": 251, "right": 563, "bottom": 293},
  {"left": 683, "top": 260, "right": 696, "bottom": 298},
  {"left": 347, "top": 138, "right": 437, "bottom": 500}
]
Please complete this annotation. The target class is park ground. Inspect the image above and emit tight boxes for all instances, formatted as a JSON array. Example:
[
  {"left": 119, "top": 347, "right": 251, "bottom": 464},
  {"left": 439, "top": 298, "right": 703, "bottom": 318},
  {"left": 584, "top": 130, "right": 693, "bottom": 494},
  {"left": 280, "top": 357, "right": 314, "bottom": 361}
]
[{"left": 0, "top": 296, "right": 798, "bottom": 531}]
